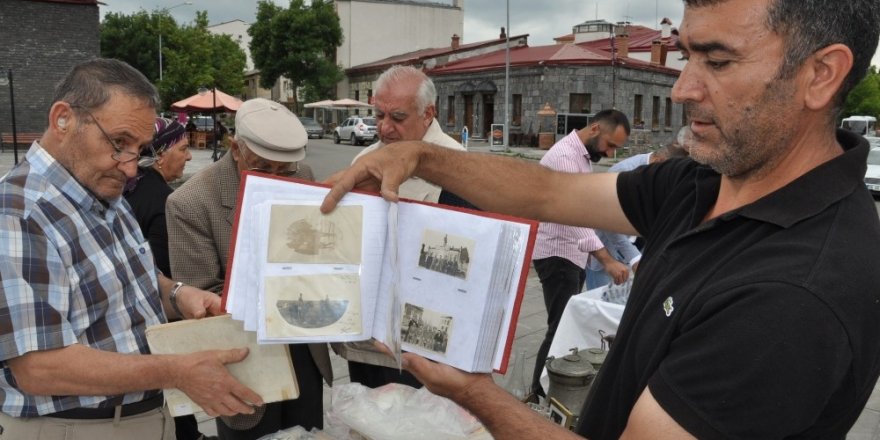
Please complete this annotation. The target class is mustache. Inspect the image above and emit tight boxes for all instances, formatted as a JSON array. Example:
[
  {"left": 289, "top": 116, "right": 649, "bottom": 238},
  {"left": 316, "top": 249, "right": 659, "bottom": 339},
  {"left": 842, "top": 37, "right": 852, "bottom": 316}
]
[{"left": 683, "top": 103, "right": 716, "bottom": 125}]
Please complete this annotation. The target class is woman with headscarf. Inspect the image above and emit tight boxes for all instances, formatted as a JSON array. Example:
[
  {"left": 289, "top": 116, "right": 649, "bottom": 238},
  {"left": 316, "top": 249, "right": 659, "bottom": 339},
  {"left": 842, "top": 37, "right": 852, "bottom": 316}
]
[
  {"left": 125, "top": 117, "right": 193, "bottom": 277},
  {"left": 124, "top": 117, "right": 207, "bottom": 439}
]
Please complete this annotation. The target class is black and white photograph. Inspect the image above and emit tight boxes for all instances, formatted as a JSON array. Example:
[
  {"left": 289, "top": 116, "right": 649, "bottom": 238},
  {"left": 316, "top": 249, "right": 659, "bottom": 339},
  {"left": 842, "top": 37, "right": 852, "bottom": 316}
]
[
  {"left": 401, "top": 303, "right": 453, "bottom": 355},
  {"left": 417, "top": 229, "right": 474, "bottom": 280},
  {"left": 266, "top": 204, "right": 363, "bottom": 264},
  {"left": 263, "top": 273, "right": 362, "bottom": 338}
]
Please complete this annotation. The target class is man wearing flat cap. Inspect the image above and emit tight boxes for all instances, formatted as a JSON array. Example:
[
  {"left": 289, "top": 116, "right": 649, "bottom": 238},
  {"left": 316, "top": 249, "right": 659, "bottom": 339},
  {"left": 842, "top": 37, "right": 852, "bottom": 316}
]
[{"left": 167, "top": 98, "right": 332, "bottom": 439}]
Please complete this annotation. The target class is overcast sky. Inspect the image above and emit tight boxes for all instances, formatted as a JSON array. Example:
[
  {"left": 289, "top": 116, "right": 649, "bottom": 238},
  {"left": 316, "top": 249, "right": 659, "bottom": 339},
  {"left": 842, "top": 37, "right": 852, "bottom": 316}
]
[{"left": 99, "top": 0, "right": 880, "bottom": 67}]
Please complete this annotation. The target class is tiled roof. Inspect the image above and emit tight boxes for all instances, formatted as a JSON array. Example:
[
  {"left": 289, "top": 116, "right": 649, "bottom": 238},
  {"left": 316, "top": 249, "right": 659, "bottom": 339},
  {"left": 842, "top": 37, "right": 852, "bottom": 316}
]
[
  {"left": 346, "top": 34, "right": 529, "bottom": 74},
  {"left": 429, "top": 41, "right": 679, "bottom": 76},
  {"left": 553, "top": 24, "right": 678, "bottom": 52}
]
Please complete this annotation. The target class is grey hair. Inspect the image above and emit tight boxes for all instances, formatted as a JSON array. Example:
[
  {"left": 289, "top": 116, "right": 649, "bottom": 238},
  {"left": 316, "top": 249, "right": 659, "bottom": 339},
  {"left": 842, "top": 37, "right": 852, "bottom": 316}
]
[
  {"left": 374, "top": 65, "right": 436, "bottom": 114},
  {"left": 683, "top": 0, "right": 880, "bottom": 111},
  {"left": 52, "top": 58, "right": 160, "bottom": 112}
]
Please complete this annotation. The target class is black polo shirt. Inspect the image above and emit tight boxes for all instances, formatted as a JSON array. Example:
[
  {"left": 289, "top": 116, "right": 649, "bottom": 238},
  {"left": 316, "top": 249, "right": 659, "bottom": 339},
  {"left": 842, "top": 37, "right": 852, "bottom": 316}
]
[{"left": 578, "top": 130, "right": 880, "bottom": 439}]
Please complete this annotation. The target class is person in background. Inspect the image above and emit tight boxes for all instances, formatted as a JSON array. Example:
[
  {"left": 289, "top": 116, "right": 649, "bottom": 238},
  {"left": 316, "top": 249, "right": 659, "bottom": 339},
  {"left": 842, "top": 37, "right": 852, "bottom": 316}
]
[
  {"left": 528, "top": 109, "right": 631, "bottom": 400},
  {"left": 123, "top": 118, "right": 213, "bottom": 440},
  {"left": 336, "top": 64, "right": 469, "bottom": 389},
  {"left": 167, "top": 98, "right": 331, "bottom": 440},
  {"left": 0, "top": 57, "right": 260, "bottom": 440},
  {"left": 584, "top": 130, "right": 691, "bottom": 290},
  {"left": 319, "top": 0, "right": 880, "bottom": 437},
  {"left": 124, "top": 117, "right": 192, "bottom": 277}
]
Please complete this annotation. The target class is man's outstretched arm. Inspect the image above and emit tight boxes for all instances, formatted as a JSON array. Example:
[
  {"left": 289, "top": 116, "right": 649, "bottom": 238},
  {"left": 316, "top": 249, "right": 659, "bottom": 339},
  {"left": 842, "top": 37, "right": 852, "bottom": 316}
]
[{"left": 322, "top": 141, "right": 637, "bottom": 235}]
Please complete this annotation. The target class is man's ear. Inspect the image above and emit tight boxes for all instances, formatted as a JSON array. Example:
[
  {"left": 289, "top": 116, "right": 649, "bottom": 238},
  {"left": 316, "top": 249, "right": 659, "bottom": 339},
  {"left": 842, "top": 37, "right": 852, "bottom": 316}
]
[
  {"left": 802, "top": 43, "right": 853, "bottom": 111},
  {"left": 48, "top": 102, "right": 74, "bottom": 134},
  {"left": 424, "top": 105, "right": 436, "bottom": 127}
]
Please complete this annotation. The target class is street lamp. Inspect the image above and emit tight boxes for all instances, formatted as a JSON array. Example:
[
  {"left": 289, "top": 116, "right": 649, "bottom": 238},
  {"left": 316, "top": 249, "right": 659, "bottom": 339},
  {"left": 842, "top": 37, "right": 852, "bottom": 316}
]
[
  {"left": 158, "top": 1, "right": 193, "bottom": 81},
  {"left": 0, "top": 69, "right": 20, "bottom": 164}
]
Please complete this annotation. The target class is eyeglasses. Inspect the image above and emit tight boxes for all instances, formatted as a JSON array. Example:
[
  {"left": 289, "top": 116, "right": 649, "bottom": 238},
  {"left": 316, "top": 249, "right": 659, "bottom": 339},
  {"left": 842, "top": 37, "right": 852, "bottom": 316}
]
[
  {"left": 70, "top": 105, "right": 155, "bottom": 165},
  {"left": 238, "top": 142, "right": 299, "bottom": 177}
]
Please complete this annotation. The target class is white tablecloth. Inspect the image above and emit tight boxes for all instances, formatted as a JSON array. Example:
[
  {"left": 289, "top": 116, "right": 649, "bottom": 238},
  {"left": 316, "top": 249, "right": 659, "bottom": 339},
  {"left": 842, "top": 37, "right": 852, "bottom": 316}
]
[{"left": 539, "top": 286, "right": 625, "bottom": 390}]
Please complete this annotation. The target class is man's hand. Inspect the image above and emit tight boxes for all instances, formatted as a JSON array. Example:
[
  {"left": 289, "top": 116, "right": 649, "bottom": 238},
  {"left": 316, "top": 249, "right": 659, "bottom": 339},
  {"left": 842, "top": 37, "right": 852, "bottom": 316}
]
[
  {"left": 401, "top": 351, "right": 489, "bottom": 401},
  {"left": 174, "top": 348, "right": 264, "bottom": 417},
  {"left": 321, "top": 141, "right": 424, "bottom": 213},
  {"left": 178, "top": 286, "right": 223, "bottom": 319},
  {"left": 604, "top": 260, "right": 630, "bottom": 284}
]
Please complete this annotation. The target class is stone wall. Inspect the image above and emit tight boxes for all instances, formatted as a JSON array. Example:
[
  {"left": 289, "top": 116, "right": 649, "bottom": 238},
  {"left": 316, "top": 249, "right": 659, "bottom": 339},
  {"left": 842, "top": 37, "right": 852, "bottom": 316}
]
[
  {"left": 432, "top": 64, "right": 681, "bottom": 147},
  {"left": 0, "top": 0, "right": 100, "bottom": 135}
]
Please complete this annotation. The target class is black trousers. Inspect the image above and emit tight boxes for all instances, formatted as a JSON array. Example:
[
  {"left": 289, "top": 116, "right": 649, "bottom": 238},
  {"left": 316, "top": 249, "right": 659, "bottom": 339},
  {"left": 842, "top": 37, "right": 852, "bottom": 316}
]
[
  {"left": 217, "top": 344, "right": 323, "bottom": 439},
  {"left": 531, "top": 256, "right": 586, "bottom": 396},
  {"left": 347, "top": 361, "right": 423, "bottom": 389}
]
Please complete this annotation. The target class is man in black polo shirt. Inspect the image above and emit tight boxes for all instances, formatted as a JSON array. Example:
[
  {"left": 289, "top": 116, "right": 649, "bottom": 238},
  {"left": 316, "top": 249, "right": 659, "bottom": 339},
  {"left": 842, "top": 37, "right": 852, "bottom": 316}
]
[{"left": 319, "top": 0, "right": 880, "bottom": 438}]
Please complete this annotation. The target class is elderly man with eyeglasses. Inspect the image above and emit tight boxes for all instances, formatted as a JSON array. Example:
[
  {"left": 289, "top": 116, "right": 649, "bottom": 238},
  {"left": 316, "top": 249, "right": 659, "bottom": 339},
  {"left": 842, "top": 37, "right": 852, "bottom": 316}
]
[
  {"left": 0, "top": 58, "right": 263, "bottom": 439},
  {"left": 167, "top": 98, "right": 332, "bottom": 439}
]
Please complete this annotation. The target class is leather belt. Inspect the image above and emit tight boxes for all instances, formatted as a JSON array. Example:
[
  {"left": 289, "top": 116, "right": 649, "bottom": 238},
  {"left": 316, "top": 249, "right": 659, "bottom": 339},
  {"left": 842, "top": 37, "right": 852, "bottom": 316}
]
[{"left": 47, "top": 393, "right": 163, "bottom": 420}]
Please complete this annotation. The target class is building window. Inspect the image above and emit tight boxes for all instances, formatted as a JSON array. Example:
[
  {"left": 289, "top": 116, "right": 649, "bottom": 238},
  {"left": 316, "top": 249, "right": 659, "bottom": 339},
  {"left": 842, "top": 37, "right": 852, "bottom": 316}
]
[
  {"left": 512, "top": 94, "right": 522, "bottom": 126},
  {"left": 367, "top": 89, "right": 373, "bottom": 115},
  {"left": 569, "top": 93, "right": 591, "bottom": 114},
  {"left": 665, "top": 97, "right": 673, "bottom": 128},
  {"left": 447, "top": 96, "right": 456, "bottom": 125},
  {"left": 634, "top": 94, "right": 643, "bottom": 128},
  {"left": 652, "top": 96, "right": 660, "bottom": 130},
  {"left": 354, "top": 90, "right": 360, "bottom": 115}
]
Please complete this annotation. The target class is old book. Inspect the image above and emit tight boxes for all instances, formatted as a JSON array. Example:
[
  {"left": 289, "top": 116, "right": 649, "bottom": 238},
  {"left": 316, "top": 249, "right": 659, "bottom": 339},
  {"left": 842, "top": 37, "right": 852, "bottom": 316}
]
[
  {"left": 224, "top": 173, "right": 537, "bottom": 373},
  {"left": 145, "top": 314, "right": 298, "bottom": 416}
]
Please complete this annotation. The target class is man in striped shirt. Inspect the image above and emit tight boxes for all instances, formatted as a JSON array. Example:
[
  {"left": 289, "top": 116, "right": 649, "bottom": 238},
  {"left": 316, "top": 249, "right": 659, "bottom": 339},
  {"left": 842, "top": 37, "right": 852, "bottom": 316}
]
[{"left": 529, "top": 109, "right": 631, "bottom": 398}]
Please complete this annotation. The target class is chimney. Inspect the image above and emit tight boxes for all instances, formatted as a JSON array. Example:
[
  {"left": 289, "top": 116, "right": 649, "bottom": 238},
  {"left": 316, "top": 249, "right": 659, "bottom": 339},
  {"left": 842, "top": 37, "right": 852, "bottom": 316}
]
[
  {"left": 451, "top": 34, "right": 460, "bottom": 50},
  {"left": 500, "top": 27, "right": 507, "bottom": 39},
  {"left": 650, "top": 39, "right": 668, "bottom": 66},
  {"left": 615, "top": 33, "right": 629, "bottom": 58}
]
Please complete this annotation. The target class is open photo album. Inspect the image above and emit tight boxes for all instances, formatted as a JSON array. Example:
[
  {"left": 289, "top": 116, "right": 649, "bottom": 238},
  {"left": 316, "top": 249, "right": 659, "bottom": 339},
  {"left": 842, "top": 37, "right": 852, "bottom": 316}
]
[{"left": 223, "top": 172, "right": 537, "bottom": 373}]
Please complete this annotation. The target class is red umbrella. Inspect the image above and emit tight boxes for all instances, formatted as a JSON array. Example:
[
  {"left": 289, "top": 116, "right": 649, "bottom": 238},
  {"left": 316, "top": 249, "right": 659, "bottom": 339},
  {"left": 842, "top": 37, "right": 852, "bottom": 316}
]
[{"left": 170, "top": 88, "right": 243, "bottom": 112}]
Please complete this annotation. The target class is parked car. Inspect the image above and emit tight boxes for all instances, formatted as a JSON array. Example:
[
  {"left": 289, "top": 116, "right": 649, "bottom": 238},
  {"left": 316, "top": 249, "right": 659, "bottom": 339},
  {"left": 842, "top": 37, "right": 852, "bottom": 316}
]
[
  {"left": 190, "top": 116, "right": 215, "bottom": 132},
  {"left": 299, "top": 116, "right": 324, "bottom": 139},
  {"left": 866, "top": 146, "right": 880, "bottom": 196},
  {"left": 334, "top": 116, "right": 377, "bottom": 146}
]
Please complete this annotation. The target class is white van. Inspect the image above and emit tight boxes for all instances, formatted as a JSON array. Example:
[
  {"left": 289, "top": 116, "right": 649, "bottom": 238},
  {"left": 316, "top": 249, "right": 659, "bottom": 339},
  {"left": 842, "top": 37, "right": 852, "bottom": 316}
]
[{"left": 840, "top": 115, "right": 877, "bottom": 136}]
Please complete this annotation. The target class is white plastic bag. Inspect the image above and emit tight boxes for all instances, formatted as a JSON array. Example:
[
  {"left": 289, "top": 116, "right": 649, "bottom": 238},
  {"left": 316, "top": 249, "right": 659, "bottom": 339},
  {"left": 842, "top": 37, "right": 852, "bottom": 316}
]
[{"left": 328, "top": 382, "right": 486, "bottom": 439}]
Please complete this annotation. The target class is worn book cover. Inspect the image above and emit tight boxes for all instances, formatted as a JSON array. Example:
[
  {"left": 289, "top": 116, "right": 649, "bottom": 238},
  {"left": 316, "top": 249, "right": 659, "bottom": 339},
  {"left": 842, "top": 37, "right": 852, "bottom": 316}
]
[{"left": 145, "top": 314, "right": 299, "bottom": 416}]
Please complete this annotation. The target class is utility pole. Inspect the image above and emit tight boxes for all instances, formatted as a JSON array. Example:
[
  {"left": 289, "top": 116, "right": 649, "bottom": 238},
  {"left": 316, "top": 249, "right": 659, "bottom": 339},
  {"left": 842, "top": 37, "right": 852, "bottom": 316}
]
[{"left": 158, "top": 2, "right": 193, "bottom": 81}]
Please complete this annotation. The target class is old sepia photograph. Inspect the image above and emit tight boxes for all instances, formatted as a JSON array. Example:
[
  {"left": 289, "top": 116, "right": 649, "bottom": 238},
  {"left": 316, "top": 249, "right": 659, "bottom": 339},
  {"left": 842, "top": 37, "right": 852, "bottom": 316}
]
[
  {"left": 417, "top": 229, "right": 474, "bottom": 280},
  {"left": 401, "top": 303, "right": 453, "bottom": 355},
  {"left": 264, "top": 273, "right": 362, "bottom": 338},
  {"left": 266, "top": 204, "right": 363, "bottom": 264}
]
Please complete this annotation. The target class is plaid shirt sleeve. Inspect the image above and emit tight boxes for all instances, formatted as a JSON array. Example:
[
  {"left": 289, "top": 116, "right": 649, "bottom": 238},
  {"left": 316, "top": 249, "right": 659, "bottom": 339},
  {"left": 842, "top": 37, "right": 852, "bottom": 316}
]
[{"left": 0, "top": 213, "right": 79, "bottom": 362}]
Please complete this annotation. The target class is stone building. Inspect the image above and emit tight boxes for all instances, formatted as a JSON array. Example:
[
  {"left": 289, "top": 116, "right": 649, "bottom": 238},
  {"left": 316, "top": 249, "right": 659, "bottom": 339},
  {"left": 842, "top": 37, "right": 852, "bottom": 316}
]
[
  {"left": 0, "top": 0, "right": 100, "bottom": 136},
  {"left": 430, "top": 22, "right": 682, "bottom": 148}
]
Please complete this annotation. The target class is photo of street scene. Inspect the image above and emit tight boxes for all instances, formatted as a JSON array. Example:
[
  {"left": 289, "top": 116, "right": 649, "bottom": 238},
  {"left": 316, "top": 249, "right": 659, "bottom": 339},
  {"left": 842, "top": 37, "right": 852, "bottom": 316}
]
[
  {"left": 401, "top": 303, "right": 453, "bottom": 355},
  {"left": 264, "top": 273, "right": 362, "bottom": 338},
  {"left": 417, "top": 229, "right": 474, "bottom": 280},
  {"left": 266, "top": 204, "right": 362, "bottom": 264}
]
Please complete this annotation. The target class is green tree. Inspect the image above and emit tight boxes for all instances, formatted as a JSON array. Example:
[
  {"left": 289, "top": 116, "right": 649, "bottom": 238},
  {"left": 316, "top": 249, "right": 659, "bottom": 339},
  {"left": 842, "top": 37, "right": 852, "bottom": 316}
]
[
  {"left": 843, "top": 66, "right": 880, "bottom": 120},
  {"left": 249, "top": 0, "right": 344, "bottom": 110},
  {"left": 100, "top": 10, "right": 246, "bottom": 110}
]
